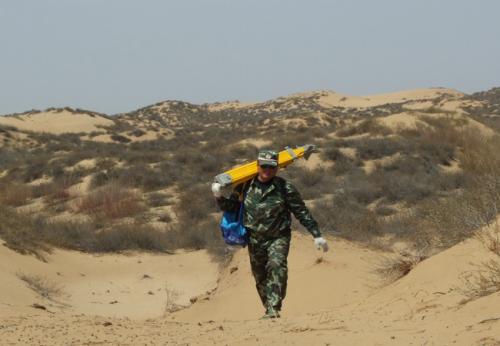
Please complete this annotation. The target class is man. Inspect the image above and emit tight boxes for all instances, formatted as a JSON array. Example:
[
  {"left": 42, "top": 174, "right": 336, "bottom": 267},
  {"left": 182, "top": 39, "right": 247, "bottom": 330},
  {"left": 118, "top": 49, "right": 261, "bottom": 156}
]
[{"left": 211, "top": 150, "right": 329, "bottom": 319}]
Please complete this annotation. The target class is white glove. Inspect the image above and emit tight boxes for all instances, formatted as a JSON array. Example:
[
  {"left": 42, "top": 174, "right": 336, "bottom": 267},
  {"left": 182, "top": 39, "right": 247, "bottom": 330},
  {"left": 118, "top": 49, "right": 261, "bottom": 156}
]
[
  {"left": 314, "top": 237, "right": 329, "bottom": 252},
  {"left": 211, "top": 182, "right": 222, "bottom": 198}
]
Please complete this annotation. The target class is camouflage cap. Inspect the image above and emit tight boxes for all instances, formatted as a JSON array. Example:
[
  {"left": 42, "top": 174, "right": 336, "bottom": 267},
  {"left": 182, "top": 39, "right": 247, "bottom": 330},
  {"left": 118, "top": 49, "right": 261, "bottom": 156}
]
[{"left": 257, "top": 150, "right": 279, "bottom": 167}]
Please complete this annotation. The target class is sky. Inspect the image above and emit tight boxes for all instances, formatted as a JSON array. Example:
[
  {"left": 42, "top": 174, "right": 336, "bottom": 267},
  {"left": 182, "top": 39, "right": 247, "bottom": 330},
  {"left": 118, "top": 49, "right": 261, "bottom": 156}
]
[{"left": 1, "top": 0, "right": 499, "bottom": 114}]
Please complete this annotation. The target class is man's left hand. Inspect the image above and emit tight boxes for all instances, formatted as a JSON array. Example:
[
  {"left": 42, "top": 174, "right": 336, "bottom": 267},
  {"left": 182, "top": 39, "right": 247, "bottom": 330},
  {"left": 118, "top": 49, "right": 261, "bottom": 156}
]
[{"left": 314, "top": 237, "right": 329, "bottom": 252}]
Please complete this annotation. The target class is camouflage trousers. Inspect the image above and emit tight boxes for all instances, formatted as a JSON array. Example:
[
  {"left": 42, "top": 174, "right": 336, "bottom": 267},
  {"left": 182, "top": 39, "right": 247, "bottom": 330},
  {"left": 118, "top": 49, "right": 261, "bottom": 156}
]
[{"left": 247, "top": 234, "right": 291, "bottom": 312}]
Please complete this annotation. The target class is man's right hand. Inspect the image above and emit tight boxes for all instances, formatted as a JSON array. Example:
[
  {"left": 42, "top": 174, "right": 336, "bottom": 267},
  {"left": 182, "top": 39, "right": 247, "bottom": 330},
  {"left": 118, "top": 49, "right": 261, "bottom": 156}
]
[{"left": 211, "top": 182, "right": 222, "bottom": 198}]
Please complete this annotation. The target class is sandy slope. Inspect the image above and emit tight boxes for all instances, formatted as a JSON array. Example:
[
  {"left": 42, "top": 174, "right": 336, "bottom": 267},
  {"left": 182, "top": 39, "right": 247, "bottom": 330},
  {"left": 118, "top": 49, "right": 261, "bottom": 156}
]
[
  {"left": 0, "top": 85, "right": 498, "bottom": 344},
  {"left": 377, "top": 111, "right": 495, "bottom": 136},
  {"left": 173, "top": 233, "right": 382, "bottom": 322},
  {"left": 1, "top": 233, "right": 499, "bottom": 345},
  {"left": 0, "top": 110, "right": 113, "bottom": 134},
  {"left": 0, "top": 88, "right": 472, "bottom": 138},
  {"left": 0, "top": 244, "right": 219, "bottom": 319},
  {"left": 195, "top": 88, "right": 464, "bottom": 112},
  {"left": 316, "top": 88, "right": 463, "bottom": 109}
]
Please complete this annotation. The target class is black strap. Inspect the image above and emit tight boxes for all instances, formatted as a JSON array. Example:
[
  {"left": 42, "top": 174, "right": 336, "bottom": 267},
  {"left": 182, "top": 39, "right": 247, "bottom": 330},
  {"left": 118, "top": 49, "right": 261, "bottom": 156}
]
[{"left": 278, "top": 178, "right": 290, "bottom": 211}]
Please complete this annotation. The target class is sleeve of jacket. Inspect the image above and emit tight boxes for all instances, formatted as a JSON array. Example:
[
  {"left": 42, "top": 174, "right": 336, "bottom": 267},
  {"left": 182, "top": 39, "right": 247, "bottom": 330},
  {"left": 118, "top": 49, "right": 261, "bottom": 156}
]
[
  {"left": 284, "top": 180, "right": 322, "bottom": 238},
  {"left": 216, "top": 192, "right": 240, "bottom": 212},
  {"left": 215, "top": 183, "right": 245, "bottom": 212}
]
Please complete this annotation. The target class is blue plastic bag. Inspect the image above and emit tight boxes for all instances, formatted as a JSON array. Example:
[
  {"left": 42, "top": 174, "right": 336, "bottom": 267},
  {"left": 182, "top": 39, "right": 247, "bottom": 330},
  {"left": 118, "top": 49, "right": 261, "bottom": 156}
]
[{"left": 220, "top": 200, "right": 248, "bottom": 246}]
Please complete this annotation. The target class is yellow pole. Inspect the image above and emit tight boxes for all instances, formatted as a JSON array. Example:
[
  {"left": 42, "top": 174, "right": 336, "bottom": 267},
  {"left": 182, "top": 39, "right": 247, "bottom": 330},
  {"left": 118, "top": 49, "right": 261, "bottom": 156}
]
[{"left": 214, "top": 144, "right": 317, "bottom": 188}]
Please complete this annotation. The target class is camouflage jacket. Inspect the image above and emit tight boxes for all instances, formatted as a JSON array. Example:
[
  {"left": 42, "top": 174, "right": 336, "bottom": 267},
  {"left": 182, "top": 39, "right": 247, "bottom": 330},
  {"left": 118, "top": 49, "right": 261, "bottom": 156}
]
[{"left": 216, "top": 176, "right": 321, "bottom": 239}]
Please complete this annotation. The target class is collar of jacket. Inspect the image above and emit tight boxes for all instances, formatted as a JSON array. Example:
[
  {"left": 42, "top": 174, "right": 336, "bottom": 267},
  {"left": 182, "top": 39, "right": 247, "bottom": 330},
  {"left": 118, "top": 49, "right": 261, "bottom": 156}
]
[{"left": 249, "top": 176, "right": 278, "bottom": 198}]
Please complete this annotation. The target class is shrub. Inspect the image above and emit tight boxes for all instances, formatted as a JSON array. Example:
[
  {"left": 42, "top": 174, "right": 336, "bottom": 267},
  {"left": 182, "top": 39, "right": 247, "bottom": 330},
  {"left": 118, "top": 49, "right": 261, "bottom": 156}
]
[
  {"left": 23, "top": 157, "right": 49, "bottom": 182},
  {"left": 336, "top": 118, "right": 391, "bottom": 137},
  {"left": 31, "top": 183, "right": 56, "bottom": 199},
  {"left": 321, "top": 145, "right": 342, "bottom": 162},
  {"left": 366, "top": 156, "right": 464, "bottom": 205},
  {"left": 374, "top": 253, "right": 427, "bottom": 283},
  {"left": 147, "top": 192, "right": 171, "bottom": 207},
  {"left": 461, "top": 222, "right": 500, "bottom": 300},
  {"left": 78, "top": 183, "right": 144, "bottom": 219},
  {"left": 283, "top": 166, "right": 328, "bottom": 200},
  {"left": 0, "top": 206, "right": 51, "bottom": 258},
  {"left": 374, "top": 205, "right": 397, "bottom": 216},
  {"left": 0, "top": 183, "right": 32, "bottom": 206},
  {"left": 175, "top": 183, "right": 217, "bottom": 224},
  {"left": 0, "top": 204, "right": 226, "bottom": 261},
  {"left": 158, "top": 214, "right": 172, "bottom": 223},
  {"left": 90, "top": 171, "right": 112, "bottom": 189},
  {"left": 90, "top": 164, "right": 173, "bottom": 191},
  {"left": 117, "top": 164, "right": 171, "bottom": 191},
  {"left": 92, "top": 224, "right": 172, "bottom": 252},
  {"left": 128, "top": 129, "right": 146, "bottom": 137},
  {"left": 44, "top": 175, "right": 81, "bottom": 203},
  {"left": 172, "top": 218, "right": 227, "bottom": 258},
  {"left": 464, "top": 219, "right": 500, "bottom": 299},
  {"left": 227, "top": 143, "right": 259, "bottom": 161},
  {"left": 461, "top": 260, "right": 500, "bottom": 300},
  {"left": 332, "top": 154, "right": 363, "bottom": 176},
  {"left": 343, "top": 171, "right": 382, "bottom": 205},
  {"left": 270, "top": 130, "right": 319, "bottom": 150},
  {"left": 350, "top": 137, "right": 405, "bottom": 160},
  {"left": 110, "top": 134, "right": 131, "bottom": 143},
  {"left": 312, "top": 192, "right": 381, "bottom": 243}
]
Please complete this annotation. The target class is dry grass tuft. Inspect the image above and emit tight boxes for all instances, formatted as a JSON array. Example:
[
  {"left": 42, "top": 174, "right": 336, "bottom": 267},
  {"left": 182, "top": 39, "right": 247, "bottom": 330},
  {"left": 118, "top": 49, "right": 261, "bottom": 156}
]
[
  {"left": 164, "top": 283, "right": 185, "bottom": 314},
  {"left": 461, "top": 222, "right": 500, "bottom": 300},
  {"left": 77, "top": 182, "right": 144, "bottom": 219},
  {"left": 16, "top": 272, "right": 64, "bottom": 301},
  {"left": 476, "top": 222, "right": 500, "bottom": 257},
  {"left": 461, "top": 260, "right": 500, "bottom": 300},
  {"left": 0, "top": 184, "right": 32, "bottom": 206},
  {"left": 374, "top": 252, "right": 427, "bottom": 283}
]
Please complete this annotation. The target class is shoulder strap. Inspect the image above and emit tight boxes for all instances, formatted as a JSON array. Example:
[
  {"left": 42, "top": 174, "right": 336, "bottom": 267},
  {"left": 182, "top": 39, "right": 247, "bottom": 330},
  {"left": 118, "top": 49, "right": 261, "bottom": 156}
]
[
  {"left": 237, "top": 189, "right": 246, "bottom": 220},
  {"left": 276, "top": 177, "right": 289, "bottom": 208},
  {"left": 235, "top": 180, "right": 251, "bottom": 202}
]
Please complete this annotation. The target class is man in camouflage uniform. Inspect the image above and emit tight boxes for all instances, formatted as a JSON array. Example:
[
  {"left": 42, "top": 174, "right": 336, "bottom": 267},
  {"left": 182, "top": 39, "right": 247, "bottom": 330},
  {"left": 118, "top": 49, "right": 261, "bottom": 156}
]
[{"left": 212, "top": 150, "right": 329, "bottom": 319}]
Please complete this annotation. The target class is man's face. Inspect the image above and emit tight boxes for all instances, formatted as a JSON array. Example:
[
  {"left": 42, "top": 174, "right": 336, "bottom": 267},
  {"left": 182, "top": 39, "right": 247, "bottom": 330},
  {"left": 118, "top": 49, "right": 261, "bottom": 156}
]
[{"left": 257, "top": 163, "right": 278, "bottom": 182}]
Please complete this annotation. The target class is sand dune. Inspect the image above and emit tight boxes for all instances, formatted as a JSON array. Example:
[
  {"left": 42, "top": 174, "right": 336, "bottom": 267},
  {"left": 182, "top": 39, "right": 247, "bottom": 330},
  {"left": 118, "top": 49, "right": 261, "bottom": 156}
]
[
  {"left": 0, "top": 243, "right": 219, "bottom": 319},
  {"left": 0, "top": 109, "right": 113, "bottom": 134},
  {"left": 192, "top": 87, "right": 464, "bottom": 112},
  {"left": 1, "top": 233, "right": 499, "bottom": 345},
  {"left": 377, "top": 110, "right": 496, "bottom": 136},
  {"left": 315, "top": 88, "right": 463, "bottom": 109},
  {"left": 0, "top": 87, "right": 499, "bottom": 344},
  {"left": 173, "top": 233, "right": 383, "bottom": 322}
]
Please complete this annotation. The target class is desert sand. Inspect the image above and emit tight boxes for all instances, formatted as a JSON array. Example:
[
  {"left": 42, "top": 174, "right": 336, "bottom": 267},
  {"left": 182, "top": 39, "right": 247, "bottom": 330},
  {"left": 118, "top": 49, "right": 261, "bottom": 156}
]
[
  {"left": 316, "top": 88, "right": 463, "bottom": 109},
  {"left": 0, "top": 110, "right": 113, "bottom": 134},
  {"left": 1, "top": 87, "right": 499, "bottom": 345},
  {"left": 0, "top": 244, "right": 219, "bottom": 319},
  {"left": 1, "top": 232, "right": 499, "bottom": 345}
]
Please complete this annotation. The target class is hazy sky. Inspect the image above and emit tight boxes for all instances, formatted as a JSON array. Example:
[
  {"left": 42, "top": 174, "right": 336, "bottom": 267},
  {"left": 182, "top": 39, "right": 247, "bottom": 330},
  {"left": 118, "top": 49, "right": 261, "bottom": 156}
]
[{"left": 1, "top": 0, "right": 499, "bottom": 114}]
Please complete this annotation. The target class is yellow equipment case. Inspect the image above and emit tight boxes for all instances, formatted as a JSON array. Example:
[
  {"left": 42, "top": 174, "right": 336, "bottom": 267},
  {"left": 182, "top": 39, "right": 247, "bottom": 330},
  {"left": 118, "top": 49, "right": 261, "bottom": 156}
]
[{"left": 214, "top": 144, "right": 317, "bottom": 188}]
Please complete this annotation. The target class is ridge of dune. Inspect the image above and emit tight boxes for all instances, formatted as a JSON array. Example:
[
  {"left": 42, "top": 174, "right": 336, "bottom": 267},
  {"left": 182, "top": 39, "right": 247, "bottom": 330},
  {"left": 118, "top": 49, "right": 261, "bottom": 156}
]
[
  {"left": 206, "top": 100, "right": 254, "bottom": 111},
  {"left": 0, "top": 87, "right": 471, "bottom": 136},
  {"left": 316, "top": 87, "right": 463, "bottom": 109},
  {"left": 181, "top": 87, "right": 465, "bottom": 112},
  {"left": 0, "top": 109, "right": 113, "bottom": 134}
]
